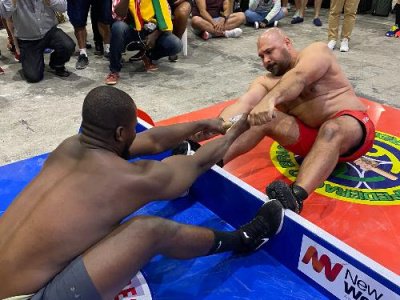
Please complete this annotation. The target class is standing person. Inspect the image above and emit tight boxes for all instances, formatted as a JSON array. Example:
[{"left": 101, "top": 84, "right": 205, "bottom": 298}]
[
  {"left": 191, "top": 0, "right": 246, "bottom": 40},
  {"left": 0, "top": 86, "right": 284, "bottom": 300},
  {"left": 67, "top": 0, "right": 113, "bottom": 69},
  {"left": 244, "top": 0, "right": 288, "bottom": 29},
  {"left": 385, "top": 0, "right": 400, "bottom": 37},
  {"left": 327, "top": 0, "right": 361, "bottom": 51},
  {"left": 192, "top": 28, "right": 374, "bottom": 213},
  {"left": 290, "top": 0, "right": 323, "bottom": 26},
  {"left": 0, "top": 0, "right": 75, "bottom": 82}
]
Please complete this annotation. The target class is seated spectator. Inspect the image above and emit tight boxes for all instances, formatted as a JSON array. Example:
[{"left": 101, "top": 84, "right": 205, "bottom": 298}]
[
  {"left": 386, "top": 0, "right": 400, "bottom": 37},
  {"left": 0, "top": 0, "right": 75, "bottom": 83},
  {"left": 105, "top": 0, "right": 182, "bottom": 85},
  {"left": 191, "top": 0, "right": 246, "bottom": 40},
  {"left": 245, "top": 0, "right": 287, "bottom": 29},
  {"left": 167, "top": 0, "right": 192, "bottom": 61},
  {"left": 67, "top": 0, "right": 112, "bottom": 69}
]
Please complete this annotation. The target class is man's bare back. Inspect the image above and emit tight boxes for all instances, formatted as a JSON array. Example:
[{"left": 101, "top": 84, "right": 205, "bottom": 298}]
[
  {"left": 0, "top": 136, "right": 152, "bottom": 295},
  {"left": 0, "top": 86, "right": 287, "bottom": 299}
]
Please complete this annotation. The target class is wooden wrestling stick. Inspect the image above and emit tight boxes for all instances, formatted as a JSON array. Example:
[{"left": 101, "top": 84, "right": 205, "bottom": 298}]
[
  {"left": 191, "top": 114, "right": 244, "bottom": 142},
  {"left": 223, "top": 114, "right": 243, "bottom": 131},
  {"left": 354, "top": 157, "right": 398, "bottom": 181}
]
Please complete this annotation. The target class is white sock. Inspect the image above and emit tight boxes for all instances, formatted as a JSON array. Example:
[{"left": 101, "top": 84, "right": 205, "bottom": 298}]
[
  {"left": 104, "top": 43, "right": 110, "bottom": 52},
  {"left": 79, "top": 48, "right": 87, "bottom": 56}
]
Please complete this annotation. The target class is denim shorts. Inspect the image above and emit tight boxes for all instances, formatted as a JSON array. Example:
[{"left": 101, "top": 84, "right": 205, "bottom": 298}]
[{"left": 67, "top": 0, "right": 112, "bottom": 27}]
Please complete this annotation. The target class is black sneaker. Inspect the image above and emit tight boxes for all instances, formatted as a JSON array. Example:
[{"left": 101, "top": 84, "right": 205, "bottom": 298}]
[
  {"left": 169, "top": 55, "right": 178, "bottom": 62},
  {"left": 76, "top": 54, "right": 89, "bottom": 69},
  {"left": 94, "top": 42, "right": 104, "bottom": 56},
  {"left": 52, "top": 66, "right": 70, "bottom": 77},
  {"left": 171, "top": 140, "right": 201, "bottom": 156},
  {"left": 238, "top": 200, "right": 284, "bottom": 252},
  {"left": 171, "top": 140, "right": 224, "bottom": 167},
  {"left": 266, "top": 181, "right": 302, "bottom": 213}
]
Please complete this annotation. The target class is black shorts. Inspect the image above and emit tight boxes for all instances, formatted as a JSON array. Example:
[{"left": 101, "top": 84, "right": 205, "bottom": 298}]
[
  {"left": 67, "top": 0, "right": 112, "bottom": 27},
  {"left": 30, "top": 256, "right": 101, "bottom": 300},
  {"left": 167, "top": 0, "right": 193, "bottom": 14}
]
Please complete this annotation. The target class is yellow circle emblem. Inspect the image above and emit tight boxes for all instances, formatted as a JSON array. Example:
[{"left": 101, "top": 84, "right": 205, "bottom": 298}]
[{"left": 270, "top": 131, "right": 400, "bottom": 205}]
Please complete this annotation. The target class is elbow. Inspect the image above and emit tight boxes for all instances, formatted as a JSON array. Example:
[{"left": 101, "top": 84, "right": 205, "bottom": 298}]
[{"left": 115, "top": 7, "right": 128, "bottom": 18}]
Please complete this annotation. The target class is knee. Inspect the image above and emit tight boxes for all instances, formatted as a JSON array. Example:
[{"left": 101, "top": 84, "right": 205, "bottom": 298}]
[
  {"left": 24, "top": 70, "right": 43, "bottom": 83},
  {"left": 111, "top": 21, "right": 129, "bottom": 35},
  {"left": 236, "top": 12, "right": 246, "bottom": 24},
  {"left": 244, "top": 10, "right": 252, "bottom": 20},
  {"left": 318, "top": 121, "right": 342, "bottom": 143},
  {"left": 169, "top": 35, "right": 183, "bottom": 53},
  {"left": 191, "top": 16, "right": 202, "bottom": 27},
  {"left": 65, "top": 39, "right": 76, "bottom": 57},
  {"left": 131, "top": 216, "right": 179, "bottom": 240},
  {"left": 174, "top": 2, "right": 191, "bottom": 19}
]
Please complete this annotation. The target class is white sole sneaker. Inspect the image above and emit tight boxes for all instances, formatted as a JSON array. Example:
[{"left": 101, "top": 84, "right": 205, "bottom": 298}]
[{"left": 327, "top": 40, "right": 337, "bottom": 50}]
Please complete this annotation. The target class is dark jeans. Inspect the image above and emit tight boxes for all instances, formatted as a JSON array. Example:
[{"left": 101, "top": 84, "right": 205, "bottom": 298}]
[
  {"left": 18, "top": 26, "right": 75, "bottom": 83},
  {"left": 109, "top": 21, "right": 182, "bottom": 73}
]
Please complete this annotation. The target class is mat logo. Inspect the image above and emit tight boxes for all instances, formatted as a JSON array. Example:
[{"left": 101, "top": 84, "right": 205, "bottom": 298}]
[
  {"left": 114, "top": 271, "right": 152, "bottom": 300},
  {"left": 270, "top": 131, "right": 400, "bottom": 205},
  {"left": 298, "top": 236, "right": 397, "bottom": 300},
  {"left": 344, "top": 269, "right": 384, "bottom": 300},
  {"left": 301, "top": 246, "right": 343, "bottom": 282}
]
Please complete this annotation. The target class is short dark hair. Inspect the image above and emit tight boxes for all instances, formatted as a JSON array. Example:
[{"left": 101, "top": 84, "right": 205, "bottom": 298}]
[{"left": 82, "top": 86, "right": 136, "bottom": 131}]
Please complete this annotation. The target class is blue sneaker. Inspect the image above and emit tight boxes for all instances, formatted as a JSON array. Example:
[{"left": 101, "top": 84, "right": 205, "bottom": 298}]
[
  {"left": 291, "top": 16, "right": 304, "bottom": 24},
  {"left": 313, "top": 18, "right": 322, "bottom": 26}
]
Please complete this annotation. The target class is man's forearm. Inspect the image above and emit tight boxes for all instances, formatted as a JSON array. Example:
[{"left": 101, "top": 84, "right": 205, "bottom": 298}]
[
  {"left": 199, "top": 9, "right": 216, "bottom": 24},
  {"left": 130, "top": 120, "right": 219, "bottom": 157},
  {"left": 262, "top": 70, "right": 306, "bottom": 105},
  {"left": 115, "top": 0, "right": 129, "bottom": 18},
  {"left": 193, "top": 131, "right": 236, "bottom": 172},
  {"left": 149, "top": 120, "right": 211, "bottom": 147}
]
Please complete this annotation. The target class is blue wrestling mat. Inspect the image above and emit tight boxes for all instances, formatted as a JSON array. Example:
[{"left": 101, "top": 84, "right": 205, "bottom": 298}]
[{"left": 1, "top": 120, "right": 399, "bottom": 300}]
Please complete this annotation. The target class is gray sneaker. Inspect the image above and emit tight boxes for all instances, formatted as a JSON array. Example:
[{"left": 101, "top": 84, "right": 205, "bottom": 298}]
[{"left": 76, "top": 54, "right": 89, "bottom": 69}]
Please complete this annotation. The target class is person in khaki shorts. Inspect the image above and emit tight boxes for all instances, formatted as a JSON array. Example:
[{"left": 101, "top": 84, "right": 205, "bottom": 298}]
[{"left": 327, "top": 0, "right": 361, "bottom": 52}]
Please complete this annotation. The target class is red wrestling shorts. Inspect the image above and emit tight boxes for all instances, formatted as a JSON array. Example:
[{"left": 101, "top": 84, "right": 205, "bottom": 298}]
[{"left": 283, "top": 110, "right": 375, "bottom": 162}]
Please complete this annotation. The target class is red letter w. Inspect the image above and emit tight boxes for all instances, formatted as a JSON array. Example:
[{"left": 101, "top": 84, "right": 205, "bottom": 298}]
[{"left": 302, "top": 246, "right": 344, "bottom": 282}]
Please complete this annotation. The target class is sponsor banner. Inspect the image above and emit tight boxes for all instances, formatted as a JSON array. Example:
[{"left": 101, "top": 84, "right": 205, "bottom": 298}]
[
  {"left": 298, "top": 235, "right": 399, "bottom": 300},
  {"left": 114, "top": 271, "right": 152, "bottom": 300},
  {"left": 271, "top": 131, "right": 400, "bottom": 205}
]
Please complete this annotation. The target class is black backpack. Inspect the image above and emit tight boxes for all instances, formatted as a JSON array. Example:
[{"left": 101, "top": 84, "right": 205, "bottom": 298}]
[{"left": 371, "top": 0, "right": 392, "bottom": 17}]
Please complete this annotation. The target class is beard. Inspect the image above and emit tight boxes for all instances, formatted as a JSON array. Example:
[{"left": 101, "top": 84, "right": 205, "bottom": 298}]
[{"left": 267, "top": 49, "right": 292, "bottom": 76}]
